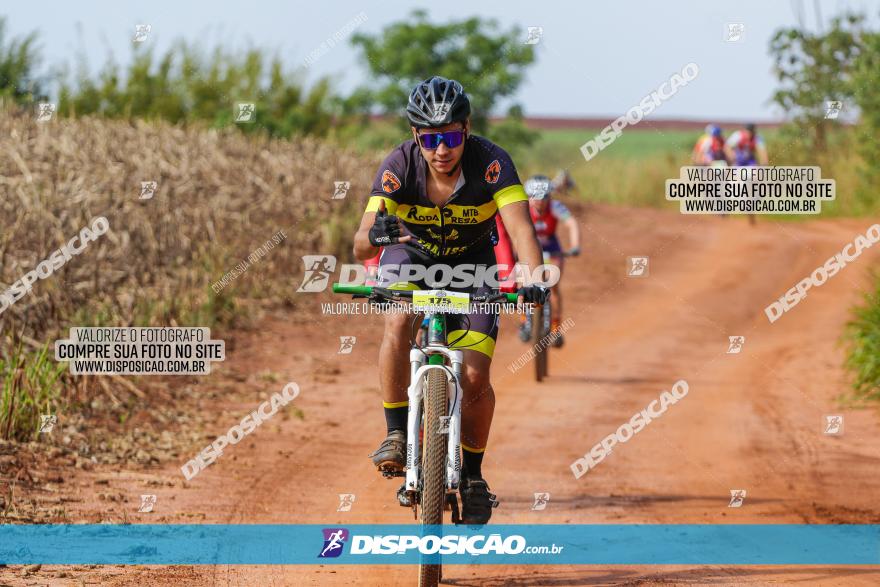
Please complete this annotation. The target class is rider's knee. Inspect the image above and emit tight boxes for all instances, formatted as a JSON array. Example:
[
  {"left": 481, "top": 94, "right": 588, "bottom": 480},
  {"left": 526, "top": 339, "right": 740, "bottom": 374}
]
[
  {"left": 382, "top": 313, "right": 413, "bottom": 347},
  {"left": 461, "top": 366, "right": 492, "bottom": 401}
]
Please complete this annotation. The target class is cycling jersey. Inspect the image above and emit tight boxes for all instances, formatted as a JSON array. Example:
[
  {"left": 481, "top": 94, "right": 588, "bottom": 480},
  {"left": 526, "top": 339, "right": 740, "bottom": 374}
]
[
  {"left": 693, "top": 134, "right": 726, "bottom": 164},
  {"left": 363, "top": 215, "right": 517, "bottom": 291},
  {"left": 725, "top": 130, "right": 765, "bottom": 166},
  {"left": 365, "top": 135, "right": 528, "bottom": 258},
  {"left": 529, "top": 199, "right": 571, "bottom": 253}
]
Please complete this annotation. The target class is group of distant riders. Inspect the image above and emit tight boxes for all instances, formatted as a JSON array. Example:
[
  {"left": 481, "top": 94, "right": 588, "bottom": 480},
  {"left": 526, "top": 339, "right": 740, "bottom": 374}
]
[
  {"left": 692, "top": 122, "right": 768, "bottom": 168},
  {"left": 692, "top": 123, "right": 769, "bottom": 224}
]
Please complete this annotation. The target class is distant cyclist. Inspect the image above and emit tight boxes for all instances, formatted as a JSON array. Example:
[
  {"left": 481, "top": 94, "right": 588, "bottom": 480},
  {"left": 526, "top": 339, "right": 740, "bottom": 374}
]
[
  {"left": 725, "top": 123, "right": 768, "bottom": 225},
  {"left": 551, "top": 169, "right": 579, "bottom": 198},
  {"left": 518, "top": 174, "right": 580, "bottom": 347},
  {"left": 724, "top": 123, "right": 768, "bottom": 166},
  {"left": 692, "top": 124, "right": 728, "bottom": 166}
]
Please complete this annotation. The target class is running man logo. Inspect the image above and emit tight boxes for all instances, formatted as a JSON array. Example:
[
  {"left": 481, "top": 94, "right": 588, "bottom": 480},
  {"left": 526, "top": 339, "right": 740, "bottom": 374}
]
[
  {"left": 728, "top": 489, "right": 746, "bottom": 508},
  {"left": 382, "top": 170, "right": 401, "bottom": 194},
  {"left": 235, "top": 102, "right": 256, "bottom": 123},
  {"left": 138, "top": 494, "right": 157, "bottom": 513},
  {"left": 318, "top": 528, "right": 349, "bottom": 558},
  {"left": 133, "top": 23, "right": 152, "bottom": 43},
  {"left": 431, "top": 102, "right": 451, "bottom": 123},
  {"left": 140, "top": 181, "right": 158, "bottom": 200},
  {"left": 338, "top": 336, "right": 356, "bottom": 355},
  {"left": 727, "top": 336, "right": 745, "bottom": 354},
  {"left": 39, "top": 414, "right": 57, "bottom": 434},
  {"left": 525, "top": 26, "right": 543, "bottom": 45},
  {"left": 824, "top": 415, "right": 843, "bottom": 435},
  {"left": 627, "top": 256, "right": 649, "bottom": 277},
  {"left": 726, "top": 23, "right": 744, "bottom": 42},
  {"left": 297, "top": 255, "right": 337, "bottom": 292},
  {"left": 531, "top": 492, "right": 550, "bottom": 511},
  {"left": 36, "top": 102, "right": 56, "bottom": 123},
  {"left": 485, "top": 160, "right": 501, "bottom": 184},
  {"left": 332, "top": 181, "right": 350, "bottom": 200},
  {"left": 824, "top": 101, "right": 843, "bottom": 120},
  {"left": 337, "top": 494, "right": 356, "bottom": 512}
]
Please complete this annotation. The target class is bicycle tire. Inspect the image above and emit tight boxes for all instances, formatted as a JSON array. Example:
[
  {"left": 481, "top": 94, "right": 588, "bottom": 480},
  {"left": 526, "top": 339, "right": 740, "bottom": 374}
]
[
  {"left": 533, "top": 303, "right": 548, "bottom": 382},
  {"left": 418, "top": 367, "right": 448, "bottom": 587}
]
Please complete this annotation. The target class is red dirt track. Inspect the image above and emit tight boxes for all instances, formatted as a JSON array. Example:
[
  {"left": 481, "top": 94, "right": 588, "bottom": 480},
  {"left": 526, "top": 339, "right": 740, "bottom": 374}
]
[{"left": 3, "top": 203, "right": 880, "bottom": 586}]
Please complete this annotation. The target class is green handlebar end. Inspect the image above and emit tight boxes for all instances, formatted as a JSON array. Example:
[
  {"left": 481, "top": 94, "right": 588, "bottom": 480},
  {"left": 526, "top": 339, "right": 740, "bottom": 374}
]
[
  {"left": 332, "top": 283, "right": 373, "bottom": 295},
  {"left": 505, "top": 293, "right": 519, "bottom": 303}
]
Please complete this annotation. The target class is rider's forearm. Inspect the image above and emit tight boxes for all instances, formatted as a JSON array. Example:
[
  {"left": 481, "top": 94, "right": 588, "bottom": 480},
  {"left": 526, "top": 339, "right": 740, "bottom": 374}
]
[
  {"left": 566, "top": 218, "right": 580, "bottom": 249},
  {"left": 510, "top": 230, "right": 544, "bottom": 285},
  {"left": 353, "top": 229, "right": 379, "bottom": 261},
  {"left": 498, "top": 201, "right": 544, "bottom": 285}
]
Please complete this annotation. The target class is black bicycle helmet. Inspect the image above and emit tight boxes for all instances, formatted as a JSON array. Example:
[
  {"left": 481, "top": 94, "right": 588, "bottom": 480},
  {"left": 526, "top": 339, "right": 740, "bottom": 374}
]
[{"left": 406, "top": 76, "right": 471, "bottom": 128}]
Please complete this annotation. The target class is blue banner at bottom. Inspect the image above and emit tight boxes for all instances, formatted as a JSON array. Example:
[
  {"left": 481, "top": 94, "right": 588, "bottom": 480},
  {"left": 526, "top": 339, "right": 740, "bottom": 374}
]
[{"left": 0, "top": 524, "right": 877, "bottom": 565}]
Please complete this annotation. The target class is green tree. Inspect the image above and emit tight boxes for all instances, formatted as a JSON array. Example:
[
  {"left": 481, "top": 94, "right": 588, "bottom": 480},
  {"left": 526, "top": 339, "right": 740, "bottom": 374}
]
[
  {"left": 349, "top": 9, "right": 537, "bottom": 144},
  {"left": 769, "top": 14, "right": 863, "bottom": 151},
  {"left": 0, "top": 17, "right": 46, "bottom": 105},
  {"left": 851, "top": 28, "right": 880, "bottom": 204},
  {"left": 58, "top": 41, "right": 333, "bottom": 139}
]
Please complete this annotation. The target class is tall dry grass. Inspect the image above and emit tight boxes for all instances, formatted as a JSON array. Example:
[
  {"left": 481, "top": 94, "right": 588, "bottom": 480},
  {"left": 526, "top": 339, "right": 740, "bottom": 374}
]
[{"left": 0, "top": 107, "right": 375, "bottom": 439}]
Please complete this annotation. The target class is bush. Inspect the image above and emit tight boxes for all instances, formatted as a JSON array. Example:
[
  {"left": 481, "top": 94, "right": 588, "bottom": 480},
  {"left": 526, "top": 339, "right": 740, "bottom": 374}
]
[{"left": 844, "top": 271, "right": 880, "bottom": 403}]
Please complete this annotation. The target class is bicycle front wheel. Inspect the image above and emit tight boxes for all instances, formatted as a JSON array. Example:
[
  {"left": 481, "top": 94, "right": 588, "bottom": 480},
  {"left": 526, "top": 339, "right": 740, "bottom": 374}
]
[{"left": 419, "top": 367, "right": 448, "bottom": 587}]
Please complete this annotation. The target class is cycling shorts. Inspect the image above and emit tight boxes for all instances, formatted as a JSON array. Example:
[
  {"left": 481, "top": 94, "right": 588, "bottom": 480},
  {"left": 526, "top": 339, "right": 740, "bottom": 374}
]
[{"left": 377, "top": 243, "right": 500, "bottom": 358}]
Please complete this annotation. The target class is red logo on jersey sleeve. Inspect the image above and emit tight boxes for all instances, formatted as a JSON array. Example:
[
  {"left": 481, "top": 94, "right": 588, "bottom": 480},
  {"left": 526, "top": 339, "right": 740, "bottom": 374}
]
[
  {"left": 485, "top": 160, "right": 501, "bottom": 184},
  {"left": 381, "top": 170, "right": 401, "bottom": 193}
]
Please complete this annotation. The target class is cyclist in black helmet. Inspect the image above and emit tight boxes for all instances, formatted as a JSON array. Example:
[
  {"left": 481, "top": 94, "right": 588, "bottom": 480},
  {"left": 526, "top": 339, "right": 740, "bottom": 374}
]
[{"left": 353, "top": 76, "right": 547, "bottom": 525}]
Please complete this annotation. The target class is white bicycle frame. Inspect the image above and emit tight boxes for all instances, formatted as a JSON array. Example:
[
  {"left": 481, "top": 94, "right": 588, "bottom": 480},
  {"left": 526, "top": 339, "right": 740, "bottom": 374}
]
[{"left": 404, "top": 335, "right": 465, "bottom": 494}]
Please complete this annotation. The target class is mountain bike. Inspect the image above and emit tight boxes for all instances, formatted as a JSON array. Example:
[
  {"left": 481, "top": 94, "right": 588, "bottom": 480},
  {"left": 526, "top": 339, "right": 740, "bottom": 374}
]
[
  {"left": 332, "top": 283, "right": 517, "bottom": 587},
  {"left": 519, "top": 250, "right": 575, "bottom": 382}
]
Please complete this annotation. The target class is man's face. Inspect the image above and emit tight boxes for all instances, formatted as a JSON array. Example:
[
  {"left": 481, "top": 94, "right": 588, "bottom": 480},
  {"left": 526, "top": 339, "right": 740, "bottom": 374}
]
[
  {"left": 532, "top": 198, "right": 549, "bottom": 214},
  {"left": 412, "top": 121, "right": 468, "bottom": 175}
]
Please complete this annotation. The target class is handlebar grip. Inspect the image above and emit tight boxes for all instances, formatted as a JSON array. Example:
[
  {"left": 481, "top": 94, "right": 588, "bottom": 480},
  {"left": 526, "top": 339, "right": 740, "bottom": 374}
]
[{"left": 331, "top": 283, "right": 373, "bottom": 296}]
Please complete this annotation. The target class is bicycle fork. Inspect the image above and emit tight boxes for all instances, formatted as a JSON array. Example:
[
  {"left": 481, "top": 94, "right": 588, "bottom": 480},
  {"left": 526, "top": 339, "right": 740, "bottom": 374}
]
[{"left": 403, "top": 346, "right": 465, "bottom": 499}]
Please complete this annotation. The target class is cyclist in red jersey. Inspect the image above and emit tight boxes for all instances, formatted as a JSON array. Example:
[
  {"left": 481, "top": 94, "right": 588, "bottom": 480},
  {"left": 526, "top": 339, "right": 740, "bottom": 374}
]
[{"left": 519, "top": 174, "right": 580, "bottom": 347}]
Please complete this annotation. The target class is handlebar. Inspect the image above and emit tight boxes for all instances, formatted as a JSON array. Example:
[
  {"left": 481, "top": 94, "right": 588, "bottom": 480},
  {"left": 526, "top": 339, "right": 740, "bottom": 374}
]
[{"left": 331, "top": 283, "right": 519, "bottom": 304}]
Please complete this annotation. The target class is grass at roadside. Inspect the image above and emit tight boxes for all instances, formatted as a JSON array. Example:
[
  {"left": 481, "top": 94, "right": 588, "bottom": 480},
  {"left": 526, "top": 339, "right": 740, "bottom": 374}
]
[
  {"left": 0, "top": 342, "right": 66, "bottom": 442},
  {"left": 844, "top": 271, "right": 880, "bottom": 404},
  {"left": 0, "top": 109, "right": 375, "bottom": 441}
]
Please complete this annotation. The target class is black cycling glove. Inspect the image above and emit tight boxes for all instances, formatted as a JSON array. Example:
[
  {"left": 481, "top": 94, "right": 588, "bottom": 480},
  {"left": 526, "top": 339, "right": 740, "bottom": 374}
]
[
  {"left": 517, "top": 285, "right": 550, "bottom": 304},
  {"left": 369, "top": 207, "right": 404, "bottom": 246}
]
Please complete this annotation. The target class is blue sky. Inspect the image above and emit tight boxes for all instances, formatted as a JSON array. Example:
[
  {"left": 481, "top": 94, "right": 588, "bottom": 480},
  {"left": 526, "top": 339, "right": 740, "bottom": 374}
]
[{"left": 5, "top": 0, "right": 876, "bottom": 120}]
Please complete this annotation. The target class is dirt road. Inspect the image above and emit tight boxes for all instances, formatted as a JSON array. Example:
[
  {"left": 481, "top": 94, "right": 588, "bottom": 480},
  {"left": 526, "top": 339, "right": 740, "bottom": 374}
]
[{"left": 4, "top": 204, "right": 880, "bottom": 586}]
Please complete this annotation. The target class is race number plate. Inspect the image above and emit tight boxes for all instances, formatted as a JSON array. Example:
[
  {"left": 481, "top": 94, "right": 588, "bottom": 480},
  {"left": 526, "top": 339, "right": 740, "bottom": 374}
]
[{"left": 411, "top": 290, "right": 470, "bottom": 314}]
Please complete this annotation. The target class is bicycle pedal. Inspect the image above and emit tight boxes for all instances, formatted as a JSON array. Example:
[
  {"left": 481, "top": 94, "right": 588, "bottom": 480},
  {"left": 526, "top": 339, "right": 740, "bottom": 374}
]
[
  {"left": 397, "top": 485, "right": 417, "bottom": 507},
  {"left": 448, "top": 494, "right": 462, "bottom": 525}
]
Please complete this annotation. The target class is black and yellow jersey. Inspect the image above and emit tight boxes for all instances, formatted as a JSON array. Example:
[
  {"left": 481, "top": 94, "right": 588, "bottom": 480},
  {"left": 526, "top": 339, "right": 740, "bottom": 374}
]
[{"left": 365, "top": 135, "right": 527, "bottom": 258}]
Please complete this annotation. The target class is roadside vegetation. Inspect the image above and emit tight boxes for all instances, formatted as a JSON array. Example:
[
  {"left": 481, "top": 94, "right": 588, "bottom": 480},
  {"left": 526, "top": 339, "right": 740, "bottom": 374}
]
[{"left": 1, "top": 5, "right": 880, "bottom": 439}]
